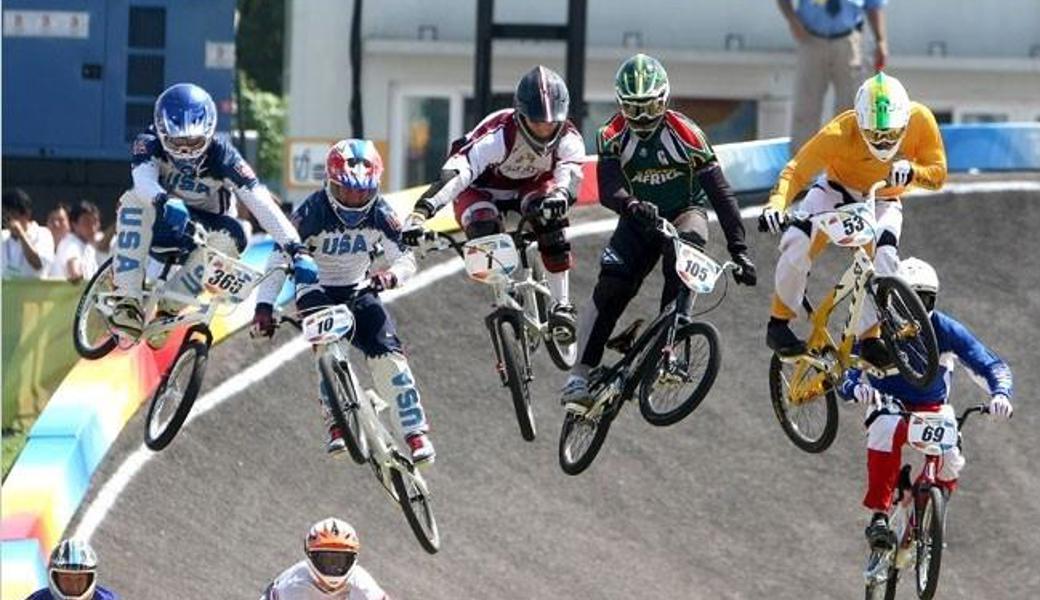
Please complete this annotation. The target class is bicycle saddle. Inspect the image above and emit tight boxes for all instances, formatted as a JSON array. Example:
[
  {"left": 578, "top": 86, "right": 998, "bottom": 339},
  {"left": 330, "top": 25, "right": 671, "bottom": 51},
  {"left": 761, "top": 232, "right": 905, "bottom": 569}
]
[{"left": 606, "top": 319, "right": 644, "bottom": 354}]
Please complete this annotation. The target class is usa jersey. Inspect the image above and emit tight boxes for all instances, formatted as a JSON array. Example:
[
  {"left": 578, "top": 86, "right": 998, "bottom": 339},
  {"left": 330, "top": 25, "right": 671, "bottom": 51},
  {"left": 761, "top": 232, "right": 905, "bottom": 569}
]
[
  {"left": 423, "top": 108, "right": 585, "bottom": 213},
  {"left": 257, "top": 191, "right": 417, "bottom": 304},
  {"left": 27, "top": 586, "right": 119, "bottom": 600},
  {"left": 842, "top": 310, "right": 1014, "bottom": 406},
  {"left": 260, "top": 561, "right": 388, "bottom": 600},
  {"left": 130, "top": 126, "right": 299, "bottom": 248}
]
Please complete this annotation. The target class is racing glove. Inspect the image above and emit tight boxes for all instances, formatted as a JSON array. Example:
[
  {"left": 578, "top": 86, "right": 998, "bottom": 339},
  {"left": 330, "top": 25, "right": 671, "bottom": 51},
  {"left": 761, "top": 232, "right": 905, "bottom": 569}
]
[
  {"left": 401, "top": 212, "right": 428, "bottom": 247},
  {"left": 251, "top": 302, "right": 276, "bottom": 338},
  {"left": 285, "top": 243, "right": 319, "bottom": 287},
  {"left": 624, "top": 199, "right": 659, "bottom": 230},
  {"left": 840, "top": 380, "right": 880, "bottom": 405},
  {"left": 162, "top": 197, "right": 190, "bottom": 237},
  {"left": 369, "top": 270, "right": 398, "bottom": 293},
  {"left": 530, "top": 189, "right": 570, "bottom": 221},
  {"left": 888, "top": 160, "right": 914, "bottom": 188},
  {"left": 730, "top": 252, "right": 757, "bottom": 286},
  {"left": 758, "top": 206, "right": 786, "bottom": 234},
  {"left": 988, "top": 393, "right": 1013, "bottom": 418}
]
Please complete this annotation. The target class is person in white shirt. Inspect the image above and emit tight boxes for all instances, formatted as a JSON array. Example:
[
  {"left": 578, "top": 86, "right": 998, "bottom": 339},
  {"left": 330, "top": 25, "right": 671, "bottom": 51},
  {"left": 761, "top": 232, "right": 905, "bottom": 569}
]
[
  {"left": 2, "top": 188, "right": 54, "bottom": 278},
  {"left": 46, "top": 203, "right": 70, "bottom": 248},
  {"left": 49, "top": 200, "right": 101, "bottom": 282},
  {"left": 260, "top": 518, "right": 390, "bottom": 600}
]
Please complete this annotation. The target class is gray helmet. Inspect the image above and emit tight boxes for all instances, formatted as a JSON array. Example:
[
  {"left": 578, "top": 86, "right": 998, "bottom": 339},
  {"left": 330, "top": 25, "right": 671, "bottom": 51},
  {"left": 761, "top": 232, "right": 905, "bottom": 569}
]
[
  {"left": 513, "top": 65, "right": 570, "bottom": 155},
  {"left": 48, "top": 539, "right": 98, "bottom": 600}
]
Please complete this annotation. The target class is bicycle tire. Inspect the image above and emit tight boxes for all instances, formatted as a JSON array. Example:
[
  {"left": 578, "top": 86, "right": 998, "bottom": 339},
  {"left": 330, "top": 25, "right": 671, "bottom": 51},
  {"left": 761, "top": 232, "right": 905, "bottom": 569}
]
[
  {"left": 873, "top": 276, "right": 939, "bottom": 389},
  {"left": 768, "top": 354, "right": 839, "bottom": 453},
  {"left": 531, "top": 258, "right": 576, "bottom": 371},
  {"left": 915, "top": 486, "right": 945, "bottom": 600},
  {"left": 390, "top": 469, "right": 440, "bottom": 554},
  {"left": 317, "top": 353, "right": 370, "bottom": 465},
  {"left": 637, "top": 321, "right": 721, "bottom": 426},
  {"left": 72, "top": 257, "right": 118, "bottom": 360},
  {"left": 558, "top": 406, "right": 615, "bottom": 476},
  {"left": 497, "top": 318, "right": 536, "bottom": 441},
  {"left": 865, "top": 567, "right": 899, "bottom": 600},
  {"left": 144, "top": 339, "right": 208, "bottom": 451}
]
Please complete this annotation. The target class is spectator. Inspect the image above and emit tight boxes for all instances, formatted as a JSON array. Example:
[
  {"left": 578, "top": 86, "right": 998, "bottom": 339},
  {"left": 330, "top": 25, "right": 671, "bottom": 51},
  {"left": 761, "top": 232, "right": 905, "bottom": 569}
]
[
  {"left": 2, "top": 187, "right": 54, "bottom": 278},
  {"left": 48, "top": 200, "right": 101, "bottom": 282},
  {"left": 777, "top": 0, "right": 889, "bottom": 152},
  {"left": 46, "top": 203, "right": 71, "bottom": 247}
]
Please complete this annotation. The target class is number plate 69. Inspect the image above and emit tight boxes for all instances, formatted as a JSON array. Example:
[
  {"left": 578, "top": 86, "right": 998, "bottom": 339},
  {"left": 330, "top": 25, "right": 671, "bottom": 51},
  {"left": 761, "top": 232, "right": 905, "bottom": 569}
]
[{"left": 908, "top": 406, "right": 958, "bottom": 455}]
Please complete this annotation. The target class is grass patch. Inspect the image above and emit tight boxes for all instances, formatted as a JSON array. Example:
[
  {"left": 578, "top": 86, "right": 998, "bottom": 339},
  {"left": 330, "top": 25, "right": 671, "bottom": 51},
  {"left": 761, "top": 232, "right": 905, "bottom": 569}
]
[{"left": 2, "top": 429, "right": 29, "bottom": 481}]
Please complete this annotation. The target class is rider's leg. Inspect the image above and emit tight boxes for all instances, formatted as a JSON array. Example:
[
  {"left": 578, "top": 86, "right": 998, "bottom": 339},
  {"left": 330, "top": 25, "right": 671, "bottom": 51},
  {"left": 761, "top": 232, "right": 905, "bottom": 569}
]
[
  {"left": 158, "top": 212, "right": 247, "bottom": 312},
  {"left": 349, "top": 289, "right": 434, "bottom": 464},
  {"left": 454, "top": 187, "right": 504, "bottom": 239},
  {"left": 936, "top": 446, "right": 965, "bottom": 497},
  {"left": 110, "top": 190, "right": 159, "bottom": 334},
  {"left": 659, "top": 208, "right": 709, "bottom": 313},
  {"left": 298, "top": 285, "right": 349, "bottom": 456},
  {"left": 856, "top": 199, "right": 904, "bottom": 366},
  {"left": 519, "top": 177, "right": 574, "bottom": 310},
  {"left": 863, "top": 411, "right": 908, "bottom": 550}
]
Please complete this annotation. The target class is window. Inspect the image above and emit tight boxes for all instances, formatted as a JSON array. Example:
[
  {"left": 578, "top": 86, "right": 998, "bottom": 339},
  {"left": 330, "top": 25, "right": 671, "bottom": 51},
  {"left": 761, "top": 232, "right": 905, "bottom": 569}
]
[
  {"left": 126, "top": 55, "right": 164, "bottom": 96},
  {"left": 128, "top": 7, "right": 165, "bottom": 49},
  {"left": 462, "top": 93, "right": 513, "bottom": 130},
  {"left": 959, "top": 112, "right": 1009, "bottom": 124},
  {"left": 403, "top": 97, "right": 451, "bottom": 188},
  {"left": 125, "top": 102, "right": 153, "bottom": 141},
  {"left": 125, "top": 6, "right": 166, "bottom": 141}
]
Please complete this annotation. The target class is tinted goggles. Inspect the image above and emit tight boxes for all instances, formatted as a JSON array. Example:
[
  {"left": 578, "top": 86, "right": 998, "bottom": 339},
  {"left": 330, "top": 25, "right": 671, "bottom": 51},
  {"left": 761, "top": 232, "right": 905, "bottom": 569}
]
[
  {"left": 619, "top": 96, "right": 667, "bottom": 121},
  {"left": 862, "top": 127, "right": 905, "bottom": 146},
  {"left": 308, "top": 550, "right": 357, "bottom": 577},
  {"left": 167, "top": 135, "right": 208, "bottom": 154}
]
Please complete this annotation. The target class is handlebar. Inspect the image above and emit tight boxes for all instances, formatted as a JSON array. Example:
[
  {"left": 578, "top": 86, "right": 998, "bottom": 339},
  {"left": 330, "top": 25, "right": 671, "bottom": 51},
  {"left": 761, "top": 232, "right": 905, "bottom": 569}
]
[
  {"left": 407, "top": 212, "right": 542, "bottom": 259},
  {"left": 757, "top": 179, "right": 890, "bottom": 234},
  {"left": 656, "top": 217, "right": 742, "bottom": 276},
  {"left": 880, "top": 395, "right": 990, "bottom": 428}
]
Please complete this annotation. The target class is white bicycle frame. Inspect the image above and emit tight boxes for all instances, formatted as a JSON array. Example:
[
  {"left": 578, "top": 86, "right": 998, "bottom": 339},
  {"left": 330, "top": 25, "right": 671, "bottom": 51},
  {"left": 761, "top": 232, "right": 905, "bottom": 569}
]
[{"left": 302, "top": 304, "right": 431, "bottom": 502}]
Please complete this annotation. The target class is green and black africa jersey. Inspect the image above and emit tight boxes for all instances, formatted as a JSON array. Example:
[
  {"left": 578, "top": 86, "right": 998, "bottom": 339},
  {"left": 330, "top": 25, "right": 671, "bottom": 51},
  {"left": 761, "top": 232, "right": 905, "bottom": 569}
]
[{"left": 597, "top": 110, "right": 716, "bottom": 217}]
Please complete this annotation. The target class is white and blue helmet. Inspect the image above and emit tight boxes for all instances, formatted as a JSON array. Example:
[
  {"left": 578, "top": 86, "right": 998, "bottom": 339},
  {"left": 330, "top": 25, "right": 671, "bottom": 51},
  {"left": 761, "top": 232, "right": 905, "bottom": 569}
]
[
  {"left": 154, "top": 83, "right": 218, "bottom": 162},
  {"left": 48, "top": 539, "right": 98, "bottom": 600}
]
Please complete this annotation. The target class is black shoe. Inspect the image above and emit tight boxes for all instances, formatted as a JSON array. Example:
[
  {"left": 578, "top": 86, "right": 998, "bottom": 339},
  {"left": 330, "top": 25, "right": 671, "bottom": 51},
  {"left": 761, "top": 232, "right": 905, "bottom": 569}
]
[
  {"left": 860, "top": 337, "right": 894, "bottom": 370},
  {"left": 549, "top": 302, "right": 577, "bottom": 344},
  {"left": 766, "top": 319, "right": 806, "bottom": 356},
  {"left": 865, "top": 513, "right": 896, "bottom": 551}
]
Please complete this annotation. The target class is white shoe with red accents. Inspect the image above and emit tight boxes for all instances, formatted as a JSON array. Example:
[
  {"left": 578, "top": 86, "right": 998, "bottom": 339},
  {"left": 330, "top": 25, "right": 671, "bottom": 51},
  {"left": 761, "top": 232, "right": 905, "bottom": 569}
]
[{"left": 406, "top": 432, "right": 435, "bottom": 466}]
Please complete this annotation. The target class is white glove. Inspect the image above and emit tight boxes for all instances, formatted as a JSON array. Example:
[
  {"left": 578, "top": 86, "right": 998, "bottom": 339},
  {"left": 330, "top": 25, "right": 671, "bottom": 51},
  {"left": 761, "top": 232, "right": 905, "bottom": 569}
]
[
  {"left": 888, "top": 159, "right": 914, "bottom": 188},
  {"left": 401, "top": 212, "right": 428, "bottom": 247},
  {"left": 988, "top": 394, "right": 1013, "bottom": 418},
  {"left": 759, "top": 207, "right": 786, "bottom": 234},
  {"left": 851, "top": 382, "right": 880, "bottom": 405}
]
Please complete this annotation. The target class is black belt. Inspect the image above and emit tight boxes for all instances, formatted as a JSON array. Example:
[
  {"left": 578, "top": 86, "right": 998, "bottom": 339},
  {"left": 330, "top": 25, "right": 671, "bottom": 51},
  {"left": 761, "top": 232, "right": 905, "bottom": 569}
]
[{"left": 807, "top": 21, "right": 863, "bottom": 40}]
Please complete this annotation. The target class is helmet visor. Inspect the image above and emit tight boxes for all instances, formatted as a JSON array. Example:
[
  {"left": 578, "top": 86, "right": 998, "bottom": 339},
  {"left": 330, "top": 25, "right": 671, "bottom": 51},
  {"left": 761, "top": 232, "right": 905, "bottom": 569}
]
[
  {"left": 619, "top": 96, "right": 667, "bottom": 122},
  {"left": 917, "top": 291, "right": 936, "bottom": 313},
  {"left": 862, "top": 127, "right": 905, "bottom": 150},
  {"left": 308, "top": 551, "right": 357, "bottom": 577},
  {"left": 166, "top": 135, "right": 208, "bottom": 156},
  {"left": 329, "top": 180, "right": 375, "bottom": 208},
  {"left": 52, "top": 570, "right": 95, "bottom": 596}
]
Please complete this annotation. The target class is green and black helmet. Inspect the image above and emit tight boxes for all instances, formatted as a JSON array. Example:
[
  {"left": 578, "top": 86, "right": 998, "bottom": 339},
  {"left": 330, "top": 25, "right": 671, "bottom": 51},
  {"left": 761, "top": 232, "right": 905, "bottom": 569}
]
[{"left": 614, "top": 53, "right": 670, "bottom": 133}]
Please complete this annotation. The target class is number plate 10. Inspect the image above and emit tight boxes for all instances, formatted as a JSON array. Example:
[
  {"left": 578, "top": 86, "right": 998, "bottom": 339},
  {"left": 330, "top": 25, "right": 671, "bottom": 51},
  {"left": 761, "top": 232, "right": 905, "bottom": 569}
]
[
  {"left": 302, "top": 305, "right": 355, "bottom": 344},
  {"left": 907, "top": 406, "right": 958, "bottom": 455}
]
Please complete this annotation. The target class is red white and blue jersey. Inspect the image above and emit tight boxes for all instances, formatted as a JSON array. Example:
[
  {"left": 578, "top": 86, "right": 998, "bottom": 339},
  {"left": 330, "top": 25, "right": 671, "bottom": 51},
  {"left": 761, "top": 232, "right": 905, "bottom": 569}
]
[
  {"left": 130, "top": 126, "right": 299, "bottom": 247},
  {"left": 423, "top": 108, "right": 585, "bottom": 212},
  {"left": 842, "top": 310, "right": 1014, "bottom": 406},
  {"left": 27, "top": 586, "right": 119, "bottom": 600}
]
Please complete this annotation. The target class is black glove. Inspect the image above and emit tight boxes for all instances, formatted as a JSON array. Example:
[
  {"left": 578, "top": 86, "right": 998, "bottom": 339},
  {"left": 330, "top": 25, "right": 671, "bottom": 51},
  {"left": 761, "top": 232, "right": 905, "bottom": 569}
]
[
  {"left": 730, "top": 252, "right": 757, "bottom": 286},
  {"left": 251, "top": 302, "right": 276, "bottom": 338},
  {"left": 527, "top": 190, "right": 569, "bottom": 221},
  {"left": 624, "top": 199, "right": 659, "bottom": 230}
]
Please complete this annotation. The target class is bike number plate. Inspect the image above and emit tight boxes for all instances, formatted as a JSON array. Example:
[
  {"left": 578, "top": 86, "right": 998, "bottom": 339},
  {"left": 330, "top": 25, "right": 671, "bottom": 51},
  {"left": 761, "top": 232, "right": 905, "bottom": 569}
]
[
  {"left": 203, "top": 252, "right": 262, "bottom": 302},
  {"left": 675, "top": 241, "right": 723, "bottom": 294},
  {"left": 907, "top": 405, "right": 958, "bottom": 455},
  {"left": 463, "top": 233, "right": 519, "bottom": 284},
  {"left": 814, "top": 202, "right": 877, "bottom": 247},
  {"left": 302, "top": 305, "right": 354, "bottom": 344}
]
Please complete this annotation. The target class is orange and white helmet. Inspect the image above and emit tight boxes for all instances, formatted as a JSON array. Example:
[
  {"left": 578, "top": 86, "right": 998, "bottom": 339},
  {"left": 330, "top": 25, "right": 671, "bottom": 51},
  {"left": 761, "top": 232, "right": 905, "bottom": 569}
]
[{"left": 304, "top": 518, "right": 360, "bottom": 589}]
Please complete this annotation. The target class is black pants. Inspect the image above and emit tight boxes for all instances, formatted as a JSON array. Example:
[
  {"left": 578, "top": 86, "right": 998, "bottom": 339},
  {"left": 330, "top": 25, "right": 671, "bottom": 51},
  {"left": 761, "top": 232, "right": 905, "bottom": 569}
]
[{"left": 575, "top": 208, "right": 708, "bottom": 370}]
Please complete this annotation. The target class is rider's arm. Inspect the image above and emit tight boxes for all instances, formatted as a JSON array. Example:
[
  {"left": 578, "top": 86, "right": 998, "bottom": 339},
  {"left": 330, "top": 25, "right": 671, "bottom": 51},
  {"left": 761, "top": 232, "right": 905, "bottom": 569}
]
[
  {"left": 768, "top": 128, "right": 834, "bottom": 211},
  {"left": 412, "top": 131, "right": 506, "bottom": 218},
  {"left": 255, "top": 201, "right": 318, "bottom": 307},
  {"left": 130, "top": 134, "right": 167, "bottom": 202},
  {"left": 221, "top": 144, "right": 300, "bottom": 248},
  {"left": 550, "top": 126, "right": 586, "bottom": 201},
  {"left": 903, "top": 104, "right": 947, "bottom": 191},
  {"left": 376, "top": 203, "right": 417, "bottom": 286},
  {"left": 595, "top": 116, "right": 637, "bottom": 214},
  {"left": 838, "top": 366, "right": 866, "bottom": 401},
  {"left": 696, "top": 161, "right": 747, "bottom": 256},
  {"left": 937, "top": 311, "right": 1014, "bottom": 398}
]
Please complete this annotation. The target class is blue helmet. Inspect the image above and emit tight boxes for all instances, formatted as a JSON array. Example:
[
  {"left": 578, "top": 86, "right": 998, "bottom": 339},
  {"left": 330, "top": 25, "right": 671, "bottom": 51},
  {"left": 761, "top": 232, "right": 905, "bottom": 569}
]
[
  {"left": 48, "top": 539, "right": 98, "bottom": 600},
  {"left": 154, "top": 83, "right": 217, "bottom": 162}
]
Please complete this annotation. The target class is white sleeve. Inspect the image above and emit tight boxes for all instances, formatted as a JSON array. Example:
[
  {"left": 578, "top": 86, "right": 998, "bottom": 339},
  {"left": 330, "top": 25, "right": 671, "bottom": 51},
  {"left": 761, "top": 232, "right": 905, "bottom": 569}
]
[
  {"left": 426, "top": 131, "right": 507, "bottom": 212},
  {"left": 47, "top": 237, "right": 73, "bottom": 279},
  {"left": 234, "top": 184, "right": 301, "bottom": 248},
  {"left": 256, "top": 248, "right": 288, "bottom": 307},
  {"left": 131, "top": 160, "right": 166, "bottom": 201},
  {"left": 552, "top": 129, "right": 586, "bottom": 198},
  {"left": 382, "top": 237, "right": 417, "bottom": 286}
]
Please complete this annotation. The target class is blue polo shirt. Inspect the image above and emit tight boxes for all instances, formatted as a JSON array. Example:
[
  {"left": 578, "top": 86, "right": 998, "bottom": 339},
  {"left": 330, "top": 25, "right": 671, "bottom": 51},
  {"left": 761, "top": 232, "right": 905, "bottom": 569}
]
[{"left": 795, "top": 0, "right": 886, "bottom": 38}]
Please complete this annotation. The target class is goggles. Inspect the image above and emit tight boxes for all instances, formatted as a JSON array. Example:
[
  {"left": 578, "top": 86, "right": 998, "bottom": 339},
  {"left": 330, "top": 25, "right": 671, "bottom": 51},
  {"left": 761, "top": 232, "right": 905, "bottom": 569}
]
[
  {"left": 862, "top": 127, "right": 905, "bottom": 146},
  {"left": 166, "top": 135, "right": 208, "bottom": 155},
  {"left": 619, "top": 96, "right": 667, "bottom": 122},
  {"left": 308, "top": 550, "right": 357, "bottom": 577}
]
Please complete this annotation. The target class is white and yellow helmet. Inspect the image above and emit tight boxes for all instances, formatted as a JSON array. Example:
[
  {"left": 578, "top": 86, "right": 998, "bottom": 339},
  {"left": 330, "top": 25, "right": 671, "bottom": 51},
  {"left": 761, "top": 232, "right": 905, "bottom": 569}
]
[{"left": 854, "top": 72, "right": 911, "bottom": 162}]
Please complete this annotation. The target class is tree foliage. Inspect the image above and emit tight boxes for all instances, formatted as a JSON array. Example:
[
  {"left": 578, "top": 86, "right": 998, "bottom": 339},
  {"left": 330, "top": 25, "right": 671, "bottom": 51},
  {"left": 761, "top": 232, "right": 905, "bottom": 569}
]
[
  {"left": 238, "top": 71, "right": 286, "bottom": 186},
  {"left": 236, "top": 0, "right": 284, "bottom": 95}
]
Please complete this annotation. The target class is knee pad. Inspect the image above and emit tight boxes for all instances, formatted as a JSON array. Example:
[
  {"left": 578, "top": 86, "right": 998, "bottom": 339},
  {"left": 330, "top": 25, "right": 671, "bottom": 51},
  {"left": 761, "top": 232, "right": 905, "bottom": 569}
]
[
  {"left": 875, "top": 243, "right": 900, "bottom": 277},
  {"left": 464, "top": 219, "right": 502, "bottom": 239},
  {"left": 538, "top": 227, "right": 572, "bottom": 273}
]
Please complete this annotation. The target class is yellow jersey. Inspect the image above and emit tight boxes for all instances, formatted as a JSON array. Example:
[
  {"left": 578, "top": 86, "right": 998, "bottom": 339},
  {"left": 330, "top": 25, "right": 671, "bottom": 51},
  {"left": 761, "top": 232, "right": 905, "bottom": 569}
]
[{"left": 769, "top": 102, "right": 947, "bottom": 210}]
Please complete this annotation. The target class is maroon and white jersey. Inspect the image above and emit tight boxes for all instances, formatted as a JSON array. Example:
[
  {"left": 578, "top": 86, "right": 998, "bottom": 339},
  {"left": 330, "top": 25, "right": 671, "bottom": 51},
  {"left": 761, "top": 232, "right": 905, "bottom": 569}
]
[{"left": 424, "top": 109, "right": 585, "bottom": 212}]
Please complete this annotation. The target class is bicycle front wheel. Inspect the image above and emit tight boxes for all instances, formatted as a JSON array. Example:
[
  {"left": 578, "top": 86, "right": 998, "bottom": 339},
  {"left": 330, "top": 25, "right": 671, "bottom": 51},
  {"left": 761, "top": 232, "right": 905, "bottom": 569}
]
[
  {"left": 558, "top": 406, "right": 615, "bottom": 476},
  {"left": 497, "top": 318, "right": 536, "bottom": 441},
  {"left": 915, "top": 486, "right": 945, "bottom": 600},
  {"left": 72, "top": 257, "right": 118, "bottom": 360},
  {"left": 873, "top": 276, "right": 939, "bottom": 389},
  {"left": 144, "top": 338, "right": 208, "bottom": 451},
  {"left": 391, "top": 469, "right": 440, "bottom": 554},
  {"left": 637, "top": 321, "right": 721, "bottom": 426},
  {"left": 768, "top": 354, "right": 838, "bottom": 453},
  {"left": 317, "top": 353, "right": 370, "bottom": 465},
  {"left": 865, "top": 569, "right": 899, "bottom": 600}
]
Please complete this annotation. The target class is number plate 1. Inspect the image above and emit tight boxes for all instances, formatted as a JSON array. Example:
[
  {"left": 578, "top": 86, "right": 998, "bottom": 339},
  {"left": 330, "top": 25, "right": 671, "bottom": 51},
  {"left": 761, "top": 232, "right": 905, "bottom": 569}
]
[
  {"left": 463, "top": 233, "right": 520, "bottom": 284},
  {"left": 813, "top": 202, "right": 877, "bottom": 247},
  {"left": 302, "top": 305, "right": 354, "bottom": 344},
  {"left": 674, "top": 241, "right": 723, "bottom": 294},
  {"left": 203, "top": 252, "right": 263, "bottom": 302},
  {"left": 907, "top": 405, "right": 958, "bottom": 455}
]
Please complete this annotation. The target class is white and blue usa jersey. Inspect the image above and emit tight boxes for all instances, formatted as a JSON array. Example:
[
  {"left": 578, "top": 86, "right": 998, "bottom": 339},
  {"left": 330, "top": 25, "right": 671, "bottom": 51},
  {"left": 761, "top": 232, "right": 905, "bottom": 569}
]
[{"left": 843, "top": 310, "right": 1014, "bottom": 406}]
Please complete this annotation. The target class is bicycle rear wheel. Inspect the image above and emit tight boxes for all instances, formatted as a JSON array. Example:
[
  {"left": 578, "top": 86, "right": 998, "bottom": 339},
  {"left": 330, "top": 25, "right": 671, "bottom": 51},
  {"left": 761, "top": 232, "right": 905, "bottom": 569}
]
[
  {"left": 390, "top": 469, "right": 440, "bottom": 554},
  {"left": 144, "top": 338, "right": 208, "bottom": 451},
  {"left": 72, "top": 257, "right": 118, "bottom": 360},
  {"left": 915, "top": 486, "right": 945, "bottom": 599},
  {"left": 497, "top": 318, "right": 536, "bottom": 441},
  {"left": 638, "top": 321, "right": 721, "bottom": 426},
  {"left": 317, "top": 353, "right": 370, "bottom": 465},
  {"left": 768, "top": 354, "right": 838, "bottom": 453},
  {"left": 873, "top": 276, "right": 939, "bottom": 389}
]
